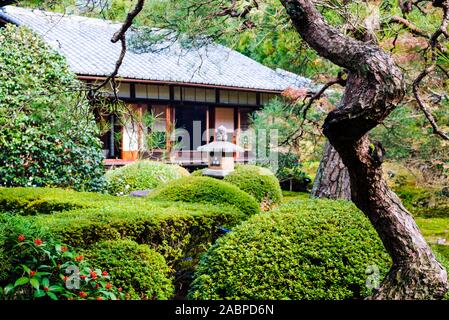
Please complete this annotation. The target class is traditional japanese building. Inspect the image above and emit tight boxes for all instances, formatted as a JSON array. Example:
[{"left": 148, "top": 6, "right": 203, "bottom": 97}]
[{"left": 0, "top": 6, "right": 314, "bottom": 167}]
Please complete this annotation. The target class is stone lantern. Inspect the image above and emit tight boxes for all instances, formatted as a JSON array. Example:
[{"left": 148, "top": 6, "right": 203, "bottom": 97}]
[{"left": 197, "top": 125, "right": 244, "bottom": 178}]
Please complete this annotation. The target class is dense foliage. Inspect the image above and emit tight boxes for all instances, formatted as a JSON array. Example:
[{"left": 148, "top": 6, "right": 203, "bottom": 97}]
[
  {"left": 189, "top": 199, "right": 391, "bottom": 300},
  {"left": 0, "top": 25, "right": 105, "bottom": 192},
  {"left": 223, "top": 165, "right": 282, "bottom": 210},
  {"left": 0, "top": 214, "right": 124, "bottom": 300},
  {"left": 83, "top": 239, "right": 174, "bottom": 300},
  {"left": 0, "top": 187, "right": 116, "bottom": 215},
  {"left": 148, "top": 176, "right": 260, "bottom": 217},
  {"left": 105, "top": 160, "right": 189, "bottom": 195}
]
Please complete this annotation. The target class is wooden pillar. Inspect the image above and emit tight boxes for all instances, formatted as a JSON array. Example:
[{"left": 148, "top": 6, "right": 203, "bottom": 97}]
[{"left": 165, "top": 105, "right": 172, "bottom": 153}]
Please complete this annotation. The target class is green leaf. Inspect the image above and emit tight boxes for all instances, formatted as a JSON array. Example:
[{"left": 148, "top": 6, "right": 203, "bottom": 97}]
[
  {"left": 46, "top": 291, "right": 58, "bottom": 300},
  {"left": 21, "top": 264, "right": 31, "bottom": 274},
  {"left": 42, "top": 277, "right": 50, "bottom": 288},
  {"left": 4, "top": 284, "right": 14, "bottom": 295},
  {"left": 14, "top": 277, "right": 29, "bottom": 287},
  {"left": 48, "top": 285, "right": 63, "bottom": 292},
  {"left": 30, "top": 278, "right": 40, "bottom": 290},
  {"left": 34, "top": 290, "right": 46, "bottom": 298}
]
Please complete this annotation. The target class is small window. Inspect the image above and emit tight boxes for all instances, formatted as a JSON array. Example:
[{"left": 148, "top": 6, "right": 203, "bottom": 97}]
[
  {"left": 219, "top": 90, "right": 229, "bottom": 104},
  {"left": 183, "top": 87, "right": 196, "bottom": 101},
  {"left": 206, "top": 89, "right": 215, "bottom": 103},
  {"left": 159, "top": 86, "right": 170, "bottom": 99},
  {"left": 174, "top": 86, "right": 181, "bottom": 100},
  {"left": 229, "top": 91, "right": 239, "bottom": 104},
  {"left": 117, "top": 82, "right": 130, "bottom": 98},
  {"left": 238, "top": 92, "right": 248, "bottom": 105},
  {"left": 247, "top": 92, "right": 257, "bottom": 105},
  {"left": 147, "top": 85, "right": 159, "bottom": 99},
  {"left": 135, "top": 84, "right": 147, "bottom": 98},
  {"left": 196, "top": 88, "right": 206, "bottom": 102}
]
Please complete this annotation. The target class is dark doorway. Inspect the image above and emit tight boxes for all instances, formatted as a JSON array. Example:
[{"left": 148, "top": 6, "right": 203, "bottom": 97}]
[
  {"left": 174, "top": 105, "right": 208, "bottom": 151},
  {"left": 100, "top": 114, "right": 123, "bottom": 159}
]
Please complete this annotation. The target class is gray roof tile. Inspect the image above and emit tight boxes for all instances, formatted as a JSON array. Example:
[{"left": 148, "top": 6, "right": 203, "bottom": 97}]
[{"left": 0, "top": 6, "right": 314, "bottom": 92}]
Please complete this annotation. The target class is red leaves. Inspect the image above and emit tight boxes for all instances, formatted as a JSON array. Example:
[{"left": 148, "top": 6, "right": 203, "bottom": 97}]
[{"left": 282, "top": 87, "right": 309, "bottom": 102}]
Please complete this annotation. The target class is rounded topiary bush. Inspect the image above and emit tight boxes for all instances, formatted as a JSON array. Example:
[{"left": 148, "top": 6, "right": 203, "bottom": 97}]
[
  {"left": 148, "top": 176, "right": 260, "bottom": 217},
  {"left": 188, "top": 199, "right": 391, "bottom": 300},
  {"left": 83, "top": 239, "right": 174, "bottom": 300},
  {"left": 223, "top": 165, "right": 282, "bottom": 210},
  {"left": 105, "top": 161, "right": 189, "bottom": 195}
]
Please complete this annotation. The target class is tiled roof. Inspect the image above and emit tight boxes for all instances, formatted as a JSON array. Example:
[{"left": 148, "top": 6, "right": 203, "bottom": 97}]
[{"left": 0, "top": 6, "right": 314, "bottom": 92}]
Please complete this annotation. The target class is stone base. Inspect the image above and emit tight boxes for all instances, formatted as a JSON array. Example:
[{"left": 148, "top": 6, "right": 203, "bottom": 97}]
[{"left": 201, "top": 168, "right": 233, "bottom": 178}]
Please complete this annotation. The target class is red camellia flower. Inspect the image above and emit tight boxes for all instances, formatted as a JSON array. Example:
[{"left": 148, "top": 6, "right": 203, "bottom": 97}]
[
  {"left": 95, "top": 283, "right": 100, "bottom": 289},
  {"left": 75, "top": 255, "right": 83, "bottom": 262},
  {"left": 17, "top": 235, "right": 25, "bottom": 242},
  {"left": 105, "top": 283, "right": 112, "bottom": 290},
  {"left": 79, "top": 291, "right": 87, "bottom": 298},
  {"left": 90, "top": 271, "right": 97, "bottom": 279},
  {"left": 102, "top": 271, "right": 108, "bottom": 276},
  {"left": 96, "top": 297, "right": 103, "bottom": 301},
  {"left": 80, "top": 275, "right": 86, "bottom": 280},
  {"left": 30, "top": 270, "right": 36, "bottom": 277},
  {"left": 118, "top": 287, "right": 123, "bottom": 292},
  {"left": 61, "top": 246, "right": 68, "bottom": 252},
  {"left": 34, "top": 238, "right": 43, "bottom": 246},
  {"left": 44, "top": 287, "right": 49, "bottom": 292}
]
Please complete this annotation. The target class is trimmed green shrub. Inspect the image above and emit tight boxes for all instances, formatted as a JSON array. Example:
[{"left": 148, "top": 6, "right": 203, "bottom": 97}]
[
  {"left": 31, "top": 199, "right": 246, "bottom": 265},
  {"left": 190, "top": 169, "right": 204, "bottom": 177},
  {"left": 0, "top": 25, "right": 105, "bottom": 192},
  {"left": 105, "top": 161, "right": 189, "bottom": 196},
  {"left": 223, "top": 165, "right": 282, "bottom": 210},
  {"left": 83, "top": 240, "right": 174, "bottom": 300},
  {"left": 189, "top": 199, "right": 391, "bottom": 300},
  {"left": 0, "top": 187, "right": 116, "bottom": 215},
  {"left": 148, "top": 176, "right": 260, "bottom": 217}
]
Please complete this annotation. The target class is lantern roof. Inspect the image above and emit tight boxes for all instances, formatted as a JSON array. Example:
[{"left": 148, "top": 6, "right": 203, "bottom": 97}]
[
  {"left": 197, "top": 141, "right": 244, "bottom": 153},
  {"left": 197, "top": 125, "right": 244, "bottom": 153}
]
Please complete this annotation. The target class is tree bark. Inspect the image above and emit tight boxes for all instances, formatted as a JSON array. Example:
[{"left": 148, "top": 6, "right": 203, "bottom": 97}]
[
  {"left": 311, "top": 142, "right": 351, "bottom": 200},
  {"left": 281, "top": 0, "right": 448, "bottom": 299}
]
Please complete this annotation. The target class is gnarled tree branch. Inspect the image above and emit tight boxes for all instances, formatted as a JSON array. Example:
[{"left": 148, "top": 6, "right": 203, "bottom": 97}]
[{"left": 280, "top": 0, "right": 448, "bottom": 299}]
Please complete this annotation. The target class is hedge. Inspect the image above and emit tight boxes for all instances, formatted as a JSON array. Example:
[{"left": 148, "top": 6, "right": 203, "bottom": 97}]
[
  {"left": 223, "top": 165, "right": 282, "bottom": 210},
  {"left": 105, "top": 161, "right": 189, "bottom": 195},
  {"left": 0, "top": 187, "right": 116, "bottom": 215},
  {"left": 148, "top": 176, "right": 260, "bottom": 217},
  {"left": 189, "top": 199, "right": 392, "bottom": 300},
  {"left": 83, "top": 240, "right": 174, "bottom": 300},
  {"left": 31, "top": 198, "right": 246, "bottom": 265}
]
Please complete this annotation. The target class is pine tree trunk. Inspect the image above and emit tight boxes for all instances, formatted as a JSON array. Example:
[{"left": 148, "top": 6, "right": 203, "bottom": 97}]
[
  {"left": 281, "top": 0, "right": 448, "bottom": 299},
  {"left": 311, "top": 142, "right": 351, "bottom": 200}
]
